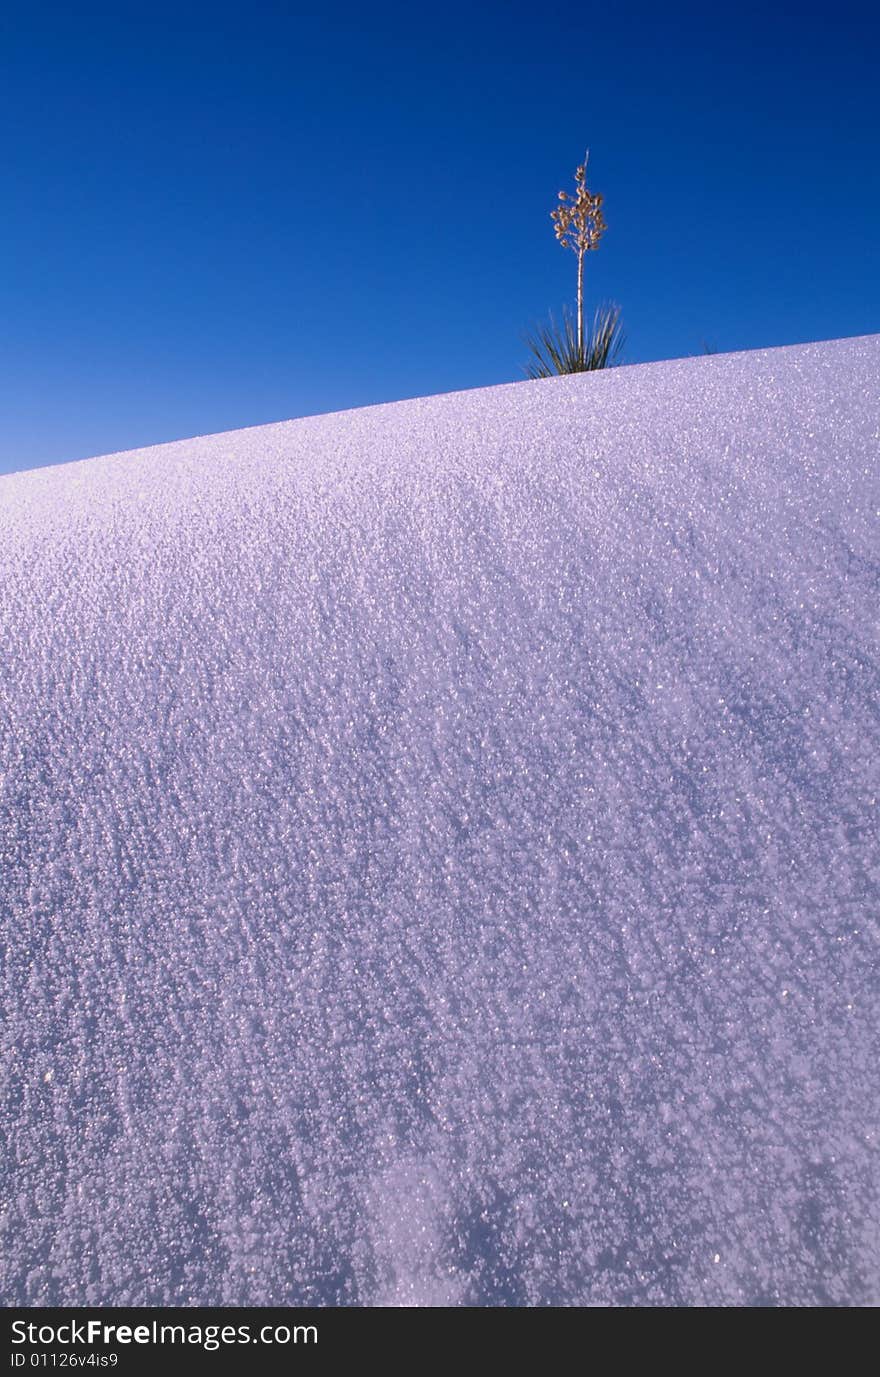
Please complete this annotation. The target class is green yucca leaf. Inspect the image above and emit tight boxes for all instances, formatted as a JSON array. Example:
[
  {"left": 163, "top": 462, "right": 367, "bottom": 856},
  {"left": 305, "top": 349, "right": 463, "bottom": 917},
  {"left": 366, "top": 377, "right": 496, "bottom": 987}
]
[{"left": 523, "top": 303, "right": 625, "bottom": 378}]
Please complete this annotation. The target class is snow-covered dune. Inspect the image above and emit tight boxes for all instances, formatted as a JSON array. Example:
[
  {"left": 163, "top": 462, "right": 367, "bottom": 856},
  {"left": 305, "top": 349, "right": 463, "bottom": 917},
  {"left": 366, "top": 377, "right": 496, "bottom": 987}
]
[{"left": 1, "top": 336, "right": 877, "bottom": 1307}]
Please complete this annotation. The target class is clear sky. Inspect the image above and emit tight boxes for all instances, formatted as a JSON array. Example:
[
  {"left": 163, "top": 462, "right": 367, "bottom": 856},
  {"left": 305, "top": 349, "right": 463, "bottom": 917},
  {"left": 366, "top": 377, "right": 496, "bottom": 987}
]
[{"left": 1, "top": 1, "right": 877, "bottom": 475}]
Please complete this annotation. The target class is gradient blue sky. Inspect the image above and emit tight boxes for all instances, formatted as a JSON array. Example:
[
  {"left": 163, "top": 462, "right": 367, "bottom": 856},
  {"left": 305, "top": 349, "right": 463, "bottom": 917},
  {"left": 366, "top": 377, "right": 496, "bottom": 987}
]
[{"left": 1, "top": 1, "right": 877, "bottom": 474}]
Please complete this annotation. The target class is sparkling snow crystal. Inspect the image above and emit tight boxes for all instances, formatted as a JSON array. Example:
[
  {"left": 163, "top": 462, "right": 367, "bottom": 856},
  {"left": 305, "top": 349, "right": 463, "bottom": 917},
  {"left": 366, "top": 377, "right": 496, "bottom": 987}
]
[{"left": 1, "top": 337, "right": 878, "bottom": 1306}]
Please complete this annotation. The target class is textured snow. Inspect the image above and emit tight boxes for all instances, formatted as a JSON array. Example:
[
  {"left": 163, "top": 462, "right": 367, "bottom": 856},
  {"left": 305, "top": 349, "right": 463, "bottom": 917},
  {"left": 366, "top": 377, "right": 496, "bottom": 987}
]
[{"left": 1, "top": 336, "right": 878, "bottom": 1307}]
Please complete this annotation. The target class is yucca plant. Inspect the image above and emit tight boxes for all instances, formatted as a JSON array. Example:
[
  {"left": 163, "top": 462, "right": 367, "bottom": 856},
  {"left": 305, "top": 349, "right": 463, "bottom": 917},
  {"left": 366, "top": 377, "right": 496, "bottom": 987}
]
[
  {"left": 523, "top": 151, "right": 623, "bottom": 376},
  {"left": 524, "top": 302, "right": 624, "bottom": 378}
]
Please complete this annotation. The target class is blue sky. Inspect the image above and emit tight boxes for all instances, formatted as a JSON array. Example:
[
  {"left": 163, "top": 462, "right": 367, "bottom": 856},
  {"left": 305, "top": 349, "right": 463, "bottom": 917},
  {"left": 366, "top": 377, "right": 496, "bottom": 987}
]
[{"left": 1, "top": 1, "right": 877, "bottom": 474}]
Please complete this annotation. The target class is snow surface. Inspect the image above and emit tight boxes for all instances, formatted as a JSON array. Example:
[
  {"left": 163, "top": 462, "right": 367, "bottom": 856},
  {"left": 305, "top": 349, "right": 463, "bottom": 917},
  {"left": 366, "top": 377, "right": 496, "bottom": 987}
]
[{"left": 1, "top": 336, "right": 878, "bottom": 1307}]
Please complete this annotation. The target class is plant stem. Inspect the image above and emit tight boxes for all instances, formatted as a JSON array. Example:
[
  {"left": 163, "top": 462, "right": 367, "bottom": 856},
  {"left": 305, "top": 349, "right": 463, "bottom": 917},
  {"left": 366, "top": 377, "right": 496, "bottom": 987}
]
[{"left": 577, "top": 250, "right": 584, "bottom": 355}]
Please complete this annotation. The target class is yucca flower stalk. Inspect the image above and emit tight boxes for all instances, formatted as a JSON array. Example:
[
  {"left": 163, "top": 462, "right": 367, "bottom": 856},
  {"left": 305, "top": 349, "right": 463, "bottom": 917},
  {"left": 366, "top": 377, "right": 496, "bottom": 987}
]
[{"left": 551, "top": 152, "right": 607, "bottom": 354}]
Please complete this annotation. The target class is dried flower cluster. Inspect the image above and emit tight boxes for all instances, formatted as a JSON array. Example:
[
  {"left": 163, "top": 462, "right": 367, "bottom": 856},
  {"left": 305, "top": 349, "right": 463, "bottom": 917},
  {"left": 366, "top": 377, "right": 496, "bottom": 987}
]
[{"left": 551, "top": 154, "right": 607, "bottom": 258}]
